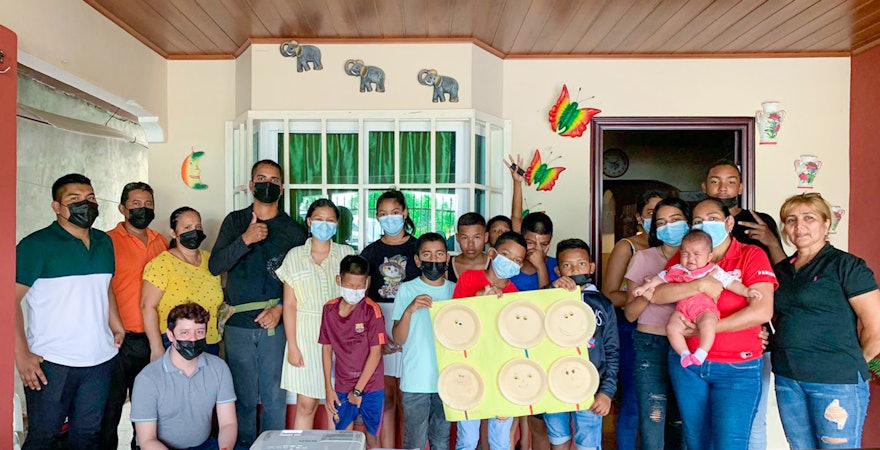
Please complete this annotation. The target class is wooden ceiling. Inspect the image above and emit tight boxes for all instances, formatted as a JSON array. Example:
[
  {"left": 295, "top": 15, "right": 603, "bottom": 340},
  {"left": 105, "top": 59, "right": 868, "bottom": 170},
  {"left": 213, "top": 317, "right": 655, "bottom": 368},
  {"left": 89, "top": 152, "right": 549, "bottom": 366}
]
[{"left": 84, "top": 0, "right": 880, "bottom": 59}]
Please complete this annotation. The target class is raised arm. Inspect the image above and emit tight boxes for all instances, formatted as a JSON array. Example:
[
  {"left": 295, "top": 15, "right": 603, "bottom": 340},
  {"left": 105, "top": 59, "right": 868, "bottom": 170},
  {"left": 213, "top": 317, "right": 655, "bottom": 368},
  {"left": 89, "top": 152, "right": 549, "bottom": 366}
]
[{"left": 505, "top": 155, "right": 525, "bottom": 233}]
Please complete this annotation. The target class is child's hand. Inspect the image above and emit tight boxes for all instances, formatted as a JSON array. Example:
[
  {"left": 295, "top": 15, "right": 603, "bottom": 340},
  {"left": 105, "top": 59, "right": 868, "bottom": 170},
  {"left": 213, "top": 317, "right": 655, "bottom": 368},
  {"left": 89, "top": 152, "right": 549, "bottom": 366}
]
[
  {"left": 288, "top": 346, "right": 304, "bottom": 367},
  {"left": 477, "top": 284, "right": 504, "bottom": 298},
  {"left": 759, "top": 326, "right": 771, "bottom": 350},
  {"left": 640, "top": 287, "right": 655, "bottom": 302},
  {"left": 551, "top": 277, "right": 579, "bottom": 292},
  {"left": 325, "top": 390, "right": 341, "bottom": 416},
  {"left": 632, "top": 285, "right": 646, "bottom": 297},
  {"left": 697, "top": 275, "right": 723, "bottom": 300},
  {"left": 526, "top": 248, "right": 546, "bottom": 269},
  {"left": 382, "top": 341, "right": 402, "bottom": 355},
  {"left": 348, "top": 391, "right": 363, "bottom": 408},
  {"left": 589, "top": 393, "right": 612, "bottom": 416},
  {"left": 747, "top": 288, "right": 763, "bottom": 302},
  {"left": 505, "top": 155, "right": 525, "bottom": 183},
  {"left": 407, "top": 294, "right": 433, "bottom": 314}
]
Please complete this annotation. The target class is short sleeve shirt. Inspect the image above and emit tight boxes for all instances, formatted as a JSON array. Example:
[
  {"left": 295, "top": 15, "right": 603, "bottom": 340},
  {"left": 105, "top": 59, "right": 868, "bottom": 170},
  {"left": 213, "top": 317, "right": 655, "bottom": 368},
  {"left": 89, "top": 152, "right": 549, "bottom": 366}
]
[
  {"left": 16, "top": 221, "right": 117, "bottom": 367},
  {"left": 143, "top": 251, "right": 224, "bottom": 344},
  {"left": 392, "top": 278, "right": 455, "bottom": 393},
  {"left": 319, "top": 298, "right": 387, "bottom": 393},
  {"left": 360, "top": 237, "right": 420, "bottom": 303},
  {"left": 130, "top": 351, "right": 236, "bottom": 449},
  {"left": 453, "top": 269, "right": 519, "bottom": 299},
  {"left": 624, "top": 247, "right": 676, "bottom": 329},
  {"left": 510, "top": 257, "right": 560, "bottom": 291},
  {"left": 772, "top": 244, "right": 877, "bottom": 384},
  {"left": 107, "top": 222, "right": 169, "bottom": 332}
]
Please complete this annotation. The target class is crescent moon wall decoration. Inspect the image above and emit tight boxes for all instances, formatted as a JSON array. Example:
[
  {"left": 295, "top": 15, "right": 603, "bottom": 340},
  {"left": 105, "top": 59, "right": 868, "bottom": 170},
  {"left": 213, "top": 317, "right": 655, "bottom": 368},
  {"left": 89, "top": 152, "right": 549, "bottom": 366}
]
[{"left": 181, "top": 149, "right": 208, "bottom": 190}]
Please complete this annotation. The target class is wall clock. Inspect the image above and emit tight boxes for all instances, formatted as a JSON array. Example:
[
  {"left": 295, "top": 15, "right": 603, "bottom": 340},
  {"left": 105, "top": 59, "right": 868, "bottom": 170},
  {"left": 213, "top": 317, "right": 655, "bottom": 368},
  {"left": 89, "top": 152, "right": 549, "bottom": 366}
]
[{"left": 603, "top": 148, "right": 629, "bottom": 178}]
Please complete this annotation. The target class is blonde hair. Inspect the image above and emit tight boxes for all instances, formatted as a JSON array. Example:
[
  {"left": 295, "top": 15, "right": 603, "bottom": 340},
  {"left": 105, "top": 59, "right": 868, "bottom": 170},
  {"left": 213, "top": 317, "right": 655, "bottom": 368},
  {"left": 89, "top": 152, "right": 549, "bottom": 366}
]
[{"left": 778, "top": 193, "right": 832, "bottom": 244}]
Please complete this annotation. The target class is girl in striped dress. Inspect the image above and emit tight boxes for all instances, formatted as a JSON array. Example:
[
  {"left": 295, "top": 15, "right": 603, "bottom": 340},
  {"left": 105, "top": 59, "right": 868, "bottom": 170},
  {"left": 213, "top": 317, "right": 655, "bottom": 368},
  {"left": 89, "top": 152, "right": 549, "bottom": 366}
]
[{"left": 277, "top": 199, "right": 355, "bottom": 429}]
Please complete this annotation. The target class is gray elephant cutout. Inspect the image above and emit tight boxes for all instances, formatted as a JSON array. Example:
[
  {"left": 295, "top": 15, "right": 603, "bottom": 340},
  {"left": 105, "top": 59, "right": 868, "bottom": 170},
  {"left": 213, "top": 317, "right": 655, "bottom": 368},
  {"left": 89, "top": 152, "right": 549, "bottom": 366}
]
[
  {"left": 279, "top": 40, "right": 323, "bottom": 72},
  {"left": 344, "top": 59, "right": 386, "bottom": 93},
  {"left": 418, "top": 69, "right": 459, "bottom": 103}
]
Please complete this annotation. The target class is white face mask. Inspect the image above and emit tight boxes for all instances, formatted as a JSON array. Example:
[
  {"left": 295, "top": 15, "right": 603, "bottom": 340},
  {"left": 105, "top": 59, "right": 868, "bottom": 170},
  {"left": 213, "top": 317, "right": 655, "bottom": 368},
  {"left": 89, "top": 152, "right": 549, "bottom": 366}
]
[{"left": 340, "top": 287, "right": 366, "bottom": 305}]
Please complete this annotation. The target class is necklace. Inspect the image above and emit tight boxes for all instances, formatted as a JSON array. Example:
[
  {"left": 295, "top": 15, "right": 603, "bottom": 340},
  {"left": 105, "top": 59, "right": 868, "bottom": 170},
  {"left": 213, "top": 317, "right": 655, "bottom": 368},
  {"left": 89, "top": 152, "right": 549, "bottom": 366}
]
[{"left": 658, "top": 245, "right": 671, "bottom": 260}]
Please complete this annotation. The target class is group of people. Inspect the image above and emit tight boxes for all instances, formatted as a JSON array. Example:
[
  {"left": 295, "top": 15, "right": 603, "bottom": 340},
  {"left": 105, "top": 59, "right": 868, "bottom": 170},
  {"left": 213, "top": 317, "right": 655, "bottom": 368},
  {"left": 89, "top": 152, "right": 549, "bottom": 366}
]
[{"left": 13, "top": 157, "right": 880, "bottom": 450}]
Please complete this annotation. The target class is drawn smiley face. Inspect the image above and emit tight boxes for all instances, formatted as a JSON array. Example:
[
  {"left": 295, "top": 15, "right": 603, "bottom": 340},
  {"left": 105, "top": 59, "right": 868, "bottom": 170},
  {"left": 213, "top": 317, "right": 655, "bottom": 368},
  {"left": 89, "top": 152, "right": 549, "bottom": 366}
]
[
  {"left": 497, "top": 300, "right": 546, "bottom": 349},
  {"left": 544, "top": 299, "right": 595, "bottom": 347},
  {"left": 497, "top": 358, "right": 548, "bottom": 406},
  {"left": 547, "top": 356, "right": 600, "bottom": 405},
  {"left": 438, "top": 363, "right": 485, "bottom": 410},
  {"left": 433, "top": 304, "right": 481, "bottom": 351}
]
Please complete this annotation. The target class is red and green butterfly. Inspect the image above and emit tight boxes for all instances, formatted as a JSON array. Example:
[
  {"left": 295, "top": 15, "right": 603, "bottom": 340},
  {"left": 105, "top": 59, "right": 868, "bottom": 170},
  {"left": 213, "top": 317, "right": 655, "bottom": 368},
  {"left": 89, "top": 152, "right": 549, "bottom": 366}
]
[
  {"left": 525, "top": 150, "right": 566, "bottom": 191},
  {"left": 548, "top": 84, "right": 601, "bottom": 138}
]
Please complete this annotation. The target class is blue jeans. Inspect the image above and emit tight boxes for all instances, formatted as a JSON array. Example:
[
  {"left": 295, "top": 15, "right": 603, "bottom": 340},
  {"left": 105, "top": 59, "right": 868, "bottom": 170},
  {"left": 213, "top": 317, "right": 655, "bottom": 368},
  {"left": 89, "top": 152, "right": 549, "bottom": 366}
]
[
  {"left": 632, "top": 330, "right": 682, "bottom": 450},
  {"left": 544, "top": 410, "right": 602, "bottom": 450},
  {"left": 748, "top": 352, "right": 772, "bottom": 450},
  {"left": 23, "top": 358, "right": 114, "bottom": 450},
  {"left": 669, "top": 353, "right": 763, "bottom": 450},
  {"left": 223, "top": 324, "right": 288, "bottom": 447},
  {"left": 402, "top": 392, "right": 450, "bottom": 450},
  {"left": 775, "top": 373, "right": 870, "bottom": 449},
  {"left": 456, "top": 418, "right": 512, "bottom": 450},
  {"left": 615, "top": 310, "right": 638, "bottom": 450}
]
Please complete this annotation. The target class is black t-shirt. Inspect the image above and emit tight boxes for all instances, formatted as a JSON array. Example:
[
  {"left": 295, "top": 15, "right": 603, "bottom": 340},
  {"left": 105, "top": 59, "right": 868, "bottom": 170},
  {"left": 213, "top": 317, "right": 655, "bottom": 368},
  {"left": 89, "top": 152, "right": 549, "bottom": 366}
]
[
  {"left": 771, "top": 243, "right": 877, "bottom": 384},
  {"left": 209, "top": 205, "right": 307, "bottom": 328},
  {"left": 360, "top": 236, "right": 420, "bottom": 303},
  {"left": 731, "top": 209, "right": 783, "bottom": 261}
]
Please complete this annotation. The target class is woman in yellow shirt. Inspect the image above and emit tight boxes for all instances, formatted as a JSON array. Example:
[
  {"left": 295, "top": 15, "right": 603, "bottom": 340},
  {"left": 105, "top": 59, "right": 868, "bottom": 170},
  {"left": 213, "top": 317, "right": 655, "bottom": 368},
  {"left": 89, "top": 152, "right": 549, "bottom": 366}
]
[{"left": 141, "top": 206, "right": 223, "bottom": 361}]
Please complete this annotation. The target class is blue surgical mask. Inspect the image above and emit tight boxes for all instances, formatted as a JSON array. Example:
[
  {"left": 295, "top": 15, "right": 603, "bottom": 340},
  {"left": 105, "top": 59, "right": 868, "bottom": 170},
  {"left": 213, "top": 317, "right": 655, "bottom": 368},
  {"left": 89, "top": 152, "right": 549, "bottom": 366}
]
[
  {"left": 656, "top": 221, "right": 689, "bottom": 246},
  {"left": 641, "top": 218, "right": 652, "bottom": 234},
  {"left": 378, "top": 214, "right": 405, "bottom": 236},
  {"left": 310, "top": 220, "right": 337, "bottom": 242},
  {"left": 491, "top": 253, "right": 521, "bottom": 279},
  {"left": 693, "top": 221, "right": 729, "bottom": 248}
]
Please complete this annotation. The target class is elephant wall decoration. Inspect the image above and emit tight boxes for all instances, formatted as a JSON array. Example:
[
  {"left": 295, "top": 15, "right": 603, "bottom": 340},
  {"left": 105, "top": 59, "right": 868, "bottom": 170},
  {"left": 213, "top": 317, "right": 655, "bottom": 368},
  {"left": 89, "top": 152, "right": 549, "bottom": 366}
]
[
  {"left": 344, "top": 59, "right": 386, "bottom": 93},
  {"left": 417, "top": 69, "right": 459, "bottom": 103},
  {"left": 279, "top": 40, "right": 323, "bottom": 72}
]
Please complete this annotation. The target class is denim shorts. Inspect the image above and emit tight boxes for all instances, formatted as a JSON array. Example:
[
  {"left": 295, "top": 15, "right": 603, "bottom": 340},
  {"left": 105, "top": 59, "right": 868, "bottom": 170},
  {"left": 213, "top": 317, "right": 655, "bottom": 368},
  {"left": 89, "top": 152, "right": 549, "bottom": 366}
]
[{"left": 543, "top": 410, "right": 602, "bottom": 450}]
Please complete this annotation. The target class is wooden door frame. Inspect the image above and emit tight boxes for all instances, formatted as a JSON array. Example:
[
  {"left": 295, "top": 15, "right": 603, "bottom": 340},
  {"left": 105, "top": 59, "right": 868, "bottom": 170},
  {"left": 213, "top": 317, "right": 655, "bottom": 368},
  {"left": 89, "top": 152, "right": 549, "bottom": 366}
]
[{"left": 589, "top": 117, "right": 755, "bottom": 287}]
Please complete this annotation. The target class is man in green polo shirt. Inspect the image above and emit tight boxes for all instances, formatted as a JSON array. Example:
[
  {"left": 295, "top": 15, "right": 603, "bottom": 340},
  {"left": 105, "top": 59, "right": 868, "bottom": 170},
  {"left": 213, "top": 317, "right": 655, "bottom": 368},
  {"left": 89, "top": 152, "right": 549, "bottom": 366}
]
[{"left": 15, "top": 173, "right": 124, "bottom": 449}]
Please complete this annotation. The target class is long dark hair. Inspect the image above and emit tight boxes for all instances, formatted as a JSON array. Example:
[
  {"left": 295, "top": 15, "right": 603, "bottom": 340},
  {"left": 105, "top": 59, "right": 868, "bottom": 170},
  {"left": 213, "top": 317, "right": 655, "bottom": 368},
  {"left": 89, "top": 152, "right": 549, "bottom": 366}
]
[
  {"left": 648, "top": 197, "right": 692, "bottom": 248},
  {"left": 168, "top": 206, "right": 200, "bottom": 248},
  {"left": 376, "top": 189, "right": 416, "bottom": 236}
]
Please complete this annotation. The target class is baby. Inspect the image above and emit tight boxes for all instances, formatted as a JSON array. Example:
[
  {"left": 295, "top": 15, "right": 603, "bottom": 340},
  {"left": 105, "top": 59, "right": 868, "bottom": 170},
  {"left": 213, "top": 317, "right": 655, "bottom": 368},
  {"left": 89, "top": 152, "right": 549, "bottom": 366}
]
[{"left": 633, "top": 230, "right": 762, "bottom": 367}]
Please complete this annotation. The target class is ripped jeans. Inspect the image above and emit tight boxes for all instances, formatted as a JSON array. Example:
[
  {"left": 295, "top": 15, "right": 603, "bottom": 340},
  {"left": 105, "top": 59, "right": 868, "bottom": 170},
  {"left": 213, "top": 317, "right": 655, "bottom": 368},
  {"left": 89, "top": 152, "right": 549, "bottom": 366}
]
[
  {"left": 775, "top": 373, "right": 870, "bottom": 449},
  {"left": 632, "top": 330, "right": 682, "bottom": 450}
]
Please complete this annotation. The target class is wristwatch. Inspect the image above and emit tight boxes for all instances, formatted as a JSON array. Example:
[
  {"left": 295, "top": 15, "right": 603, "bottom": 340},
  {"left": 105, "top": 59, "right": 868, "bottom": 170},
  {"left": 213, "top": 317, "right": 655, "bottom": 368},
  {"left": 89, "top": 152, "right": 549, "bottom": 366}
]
[{"left": 352, "top": 388, "right": 363, "bottom": 397}]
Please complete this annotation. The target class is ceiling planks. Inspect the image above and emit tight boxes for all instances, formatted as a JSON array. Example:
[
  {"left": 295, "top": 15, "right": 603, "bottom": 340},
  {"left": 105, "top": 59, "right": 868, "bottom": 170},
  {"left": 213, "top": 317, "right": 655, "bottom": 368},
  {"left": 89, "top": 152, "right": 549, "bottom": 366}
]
[{"left": 84, "top": 0, "right": 880, "bottom": 58}]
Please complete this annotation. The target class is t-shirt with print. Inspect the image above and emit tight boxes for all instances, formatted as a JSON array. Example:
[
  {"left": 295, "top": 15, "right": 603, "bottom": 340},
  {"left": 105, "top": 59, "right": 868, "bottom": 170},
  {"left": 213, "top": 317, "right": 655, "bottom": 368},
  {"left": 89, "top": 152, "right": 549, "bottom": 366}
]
[
  {"left": 319, "top": 297, "right": 387, "bottom": 393},
  {"left": 665, "top": 238, "right": 777, "bottom": 363},
  {"left": 509, "top": 256, "right": 559, "bottom": 291},
  {"left": 361, "top": 236, "right": 420, "bottom": 303},
  {"left": 392, "top": 277, "right": 455, "bottom": 393},
  {"left": 453, "top": 269, "right": 519, "bottom": 299},
  {"left": 772, "top": 243, "right": 877, "bottom": 384}
]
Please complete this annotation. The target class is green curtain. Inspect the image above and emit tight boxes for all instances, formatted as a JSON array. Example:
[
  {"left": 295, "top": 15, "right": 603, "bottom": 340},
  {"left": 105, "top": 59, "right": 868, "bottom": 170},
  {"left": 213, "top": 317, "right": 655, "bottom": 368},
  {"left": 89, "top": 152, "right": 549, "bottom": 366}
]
[
  {"left": 283, "top": 133, "right": 321, "bottom": 184},
  {"left": 368, "top": 131, "right": 394, "bottom": 184},
  {"left": 328, "top": 133, "right": 358, "bottom": 184},
  {"left": 400, "top": 132, "right": 431, "bottom": 184},
  {"left": 436, "top": 131, "right": 455, "bottom": 183}
]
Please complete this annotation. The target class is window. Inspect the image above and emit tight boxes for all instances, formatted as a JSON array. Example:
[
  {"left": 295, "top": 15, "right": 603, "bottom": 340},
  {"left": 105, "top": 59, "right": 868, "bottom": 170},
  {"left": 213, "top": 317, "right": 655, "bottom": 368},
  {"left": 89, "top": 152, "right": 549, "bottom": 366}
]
[{"left": 227, "top": 111, "right": 509, "bottom": 251}]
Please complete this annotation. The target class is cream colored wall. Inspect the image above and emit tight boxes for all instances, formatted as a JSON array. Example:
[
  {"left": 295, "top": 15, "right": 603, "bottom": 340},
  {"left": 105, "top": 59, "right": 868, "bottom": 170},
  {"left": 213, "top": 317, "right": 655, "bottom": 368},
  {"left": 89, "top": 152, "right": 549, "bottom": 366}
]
[
  {"left": 2, "top": 0, "right": 168, "bottom": 133},
  {"left": 502, "top": 57, "right": 851, "bottom": 256},
  {"left": 471, "top": 46, "right": 504, "bottom": 118},
  {"left": 149, "top": 60, "right": 236, "bottom": 246},
  {"left": 236, "top": 47, "right": 253, "bottom": 117},
  {"left": 249, "top": 42, "right": 474, "bottom": 110}
]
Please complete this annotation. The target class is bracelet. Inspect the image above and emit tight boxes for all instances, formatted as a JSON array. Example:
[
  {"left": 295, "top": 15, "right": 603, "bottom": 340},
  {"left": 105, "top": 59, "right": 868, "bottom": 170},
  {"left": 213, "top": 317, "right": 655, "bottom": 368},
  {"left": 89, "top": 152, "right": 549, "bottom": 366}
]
[{"left": 352, "top": 388, "right": 363, "bottom": 397}]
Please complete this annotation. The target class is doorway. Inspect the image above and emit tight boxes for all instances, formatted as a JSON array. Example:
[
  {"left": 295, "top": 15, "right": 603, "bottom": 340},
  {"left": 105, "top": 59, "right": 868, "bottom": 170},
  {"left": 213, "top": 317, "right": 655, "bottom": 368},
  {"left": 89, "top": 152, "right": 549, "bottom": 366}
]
[{"left": 590, "top": 117, "right": 755, "bottom": 285}]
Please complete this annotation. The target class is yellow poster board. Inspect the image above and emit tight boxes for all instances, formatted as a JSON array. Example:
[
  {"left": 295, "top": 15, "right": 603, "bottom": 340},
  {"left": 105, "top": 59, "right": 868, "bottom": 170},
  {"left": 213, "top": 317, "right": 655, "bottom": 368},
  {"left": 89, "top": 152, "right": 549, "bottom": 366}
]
[{"left": 430, "top": 288, "right": 600, "bottom": 422}]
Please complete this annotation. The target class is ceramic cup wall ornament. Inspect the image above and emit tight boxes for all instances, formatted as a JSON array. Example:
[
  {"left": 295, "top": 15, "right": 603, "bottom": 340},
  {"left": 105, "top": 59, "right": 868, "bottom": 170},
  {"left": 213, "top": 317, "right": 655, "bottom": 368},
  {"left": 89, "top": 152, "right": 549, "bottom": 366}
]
[
  {"left": 756, "top": 101, "right": 786, "bottom": 144},
  {"left": 831, "top": 206, "right": 846, "bottom": 234},
  {"left": 794, "top": 154, "right": 822, "bottom": 189}
]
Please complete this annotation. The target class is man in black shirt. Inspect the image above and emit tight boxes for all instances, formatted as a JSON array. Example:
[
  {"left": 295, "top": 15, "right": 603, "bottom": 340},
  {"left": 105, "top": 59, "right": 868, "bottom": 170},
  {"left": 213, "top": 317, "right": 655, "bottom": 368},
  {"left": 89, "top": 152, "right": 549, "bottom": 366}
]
[{"left": 210, "top": 160, "right": 307, "bottom": 448}]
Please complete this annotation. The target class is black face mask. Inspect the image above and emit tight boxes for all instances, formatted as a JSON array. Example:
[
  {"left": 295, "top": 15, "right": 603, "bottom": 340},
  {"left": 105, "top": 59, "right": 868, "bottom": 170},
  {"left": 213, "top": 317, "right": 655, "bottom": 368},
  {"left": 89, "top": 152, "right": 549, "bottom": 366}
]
[
  {"left": 175, "top": 338, "right": 207, "bottom": 360},
  {"left": 66, "top": 200, "right": 99, "bottom": 229},
  {"left": 128, "top": 207, "right": 155, "bottom": 230},
  {"left": 710, "top": 195, "right": 740, "bottom": 210},
  {"left": 570, "top": 274, "right": 593, "bottom": 286},
  {"left": 178, "top": 229, "right": 207, "bottom": 250},
  {"left": 420, "top": 261, "right": 447, "bottom": 281},
  {"left": 253, "top": 182, "right": 281, "bottom": 204}
]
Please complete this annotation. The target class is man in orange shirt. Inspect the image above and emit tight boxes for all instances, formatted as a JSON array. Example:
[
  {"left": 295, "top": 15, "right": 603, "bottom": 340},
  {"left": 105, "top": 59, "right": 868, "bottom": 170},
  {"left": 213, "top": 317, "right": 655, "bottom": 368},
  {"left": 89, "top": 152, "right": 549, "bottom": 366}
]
[{"left": 99, "top": 182, "right": 169, "bottom": 450}]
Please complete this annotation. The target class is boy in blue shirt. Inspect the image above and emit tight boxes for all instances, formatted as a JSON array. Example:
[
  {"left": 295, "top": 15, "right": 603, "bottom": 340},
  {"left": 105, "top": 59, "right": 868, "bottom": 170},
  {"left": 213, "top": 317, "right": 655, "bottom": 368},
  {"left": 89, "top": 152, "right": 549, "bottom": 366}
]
[
  {"left": 392, "top": 233, "right": 456, "bottom": 450},
  {"left": 543, "top": 239, "right": 619, "bottom": 450}
]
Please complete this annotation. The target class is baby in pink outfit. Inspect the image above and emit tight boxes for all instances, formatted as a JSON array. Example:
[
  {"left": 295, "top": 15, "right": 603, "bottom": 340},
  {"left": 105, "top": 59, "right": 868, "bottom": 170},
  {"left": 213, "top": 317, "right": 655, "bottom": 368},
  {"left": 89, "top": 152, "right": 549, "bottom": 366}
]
[{"left": 633, "top": 230, "right": 762, "bottom": 367}]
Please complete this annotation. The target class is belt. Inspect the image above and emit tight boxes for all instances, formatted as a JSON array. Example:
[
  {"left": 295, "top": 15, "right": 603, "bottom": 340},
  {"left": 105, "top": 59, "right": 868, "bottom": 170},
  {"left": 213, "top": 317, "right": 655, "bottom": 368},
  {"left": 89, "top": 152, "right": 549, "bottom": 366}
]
[{"left": 221, "top": 298, "right": 281, "bottom": 336}]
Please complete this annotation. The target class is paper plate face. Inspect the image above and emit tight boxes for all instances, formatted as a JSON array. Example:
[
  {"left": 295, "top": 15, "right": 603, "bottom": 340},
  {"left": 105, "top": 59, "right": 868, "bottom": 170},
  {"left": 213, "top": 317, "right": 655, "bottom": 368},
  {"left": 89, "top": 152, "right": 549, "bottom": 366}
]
[
  {"left": 497, "top": 358, "right": 549, "bottom": 406},
  {"left": 434, "top": 303, "right": 482, "bottom": 351},
  {"left": 544, "top": 299, "right": 596, "bottom": 347},
  {"left": 547, "top": 356, "right": 600, "bottom": 405},
  {"left": 438, "top": 363, "right": 485, "bottom": 411},
  {"left": 497, "top": 300, "right": 546, "bottom": 349}
]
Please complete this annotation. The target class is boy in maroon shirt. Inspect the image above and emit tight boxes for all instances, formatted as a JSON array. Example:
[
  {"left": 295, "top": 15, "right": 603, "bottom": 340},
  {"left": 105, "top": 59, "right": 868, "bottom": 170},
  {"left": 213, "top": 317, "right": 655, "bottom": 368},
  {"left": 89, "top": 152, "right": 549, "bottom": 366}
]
[{"left": 320, "top": 255, "right": 386, "bottom": 448}]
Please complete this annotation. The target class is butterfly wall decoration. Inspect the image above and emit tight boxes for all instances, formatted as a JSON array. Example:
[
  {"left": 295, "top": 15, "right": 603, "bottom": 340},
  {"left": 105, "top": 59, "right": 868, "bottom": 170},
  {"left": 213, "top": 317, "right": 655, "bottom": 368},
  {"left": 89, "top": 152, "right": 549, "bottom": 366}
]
[
  {"left": 548, "top": 84, "right": 601, "bottom": 138},
  {"left": 525, "top": 149, "right": 566, "bottom": 191}
]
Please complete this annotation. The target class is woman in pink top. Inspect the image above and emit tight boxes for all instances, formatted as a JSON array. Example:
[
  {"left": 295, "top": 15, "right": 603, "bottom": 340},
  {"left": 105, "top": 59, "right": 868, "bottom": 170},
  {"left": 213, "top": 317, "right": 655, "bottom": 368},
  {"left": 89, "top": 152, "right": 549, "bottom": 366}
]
[{"left": 624, "top": 197, "right": 691, "bottom": 450}]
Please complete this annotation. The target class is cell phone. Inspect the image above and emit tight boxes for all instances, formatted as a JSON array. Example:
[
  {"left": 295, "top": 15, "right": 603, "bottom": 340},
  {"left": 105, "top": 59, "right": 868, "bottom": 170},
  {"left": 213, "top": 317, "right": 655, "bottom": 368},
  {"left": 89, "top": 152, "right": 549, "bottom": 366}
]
[{"left": 510, "top": 164, "right": 526, "bottom": 177}]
